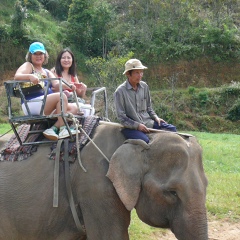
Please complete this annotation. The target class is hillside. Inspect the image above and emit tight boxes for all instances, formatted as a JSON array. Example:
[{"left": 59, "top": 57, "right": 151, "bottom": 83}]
[
  {"left": 0, "top": 0, "right": 239, "bottom": 134},
  {"left": 0, "top": 0, "right": 65, "bottom": 80},
  {"left": 0, "top": 81, "right": 239, "bottom": 134},
  {"left": 0, "top": 0, "right": 15, "bottom": 24},
  {"left": 1, "top": 0, "right": 240, "bottom": 88},
  {"left": 151, "top": 84, "right": 240, "bottom": 134}
]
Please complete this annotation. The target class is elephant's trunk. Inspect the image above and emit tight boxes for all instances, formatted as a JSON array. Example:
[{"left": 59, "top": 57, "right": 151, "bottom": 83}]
[{"left": 172, "top": 207, "right": 208, "bottom": 240}]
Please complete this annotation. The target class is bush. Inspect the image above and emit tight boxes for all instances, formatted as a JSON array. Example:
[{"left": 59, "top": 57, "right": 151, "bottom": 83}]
[
  {"left": 188, "top": 86, "right": 196, "bottom": 95},
  {"left": 0, "top": 87, "right": 22, "bottom": 123},
  {"left": 227, "top": 99, "right": 240, "bottom": 121},
  {"left": 22, "top": 0, "right": 40, "bottom": 10},
  {"left": 198, "top": 91, "right": 209, "bottom": 105},
  {"left": 220, "top": 82, "right": 240, "bottom": 98}
]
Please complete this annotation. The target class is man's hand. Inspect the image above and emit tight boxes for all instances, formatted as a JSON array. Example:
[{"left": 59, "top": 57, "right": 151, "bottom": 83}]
[
  {"left": 155, "top": 117, "right": 166, "bottom": 126},
  {"left": 137, "top": 123, "right": 150, "bottom": 133}
]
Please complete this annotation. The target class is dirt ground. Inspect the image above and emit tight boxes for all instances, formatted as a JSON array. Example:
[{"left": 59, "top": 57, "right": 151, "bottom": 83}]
[
  {"left": 0, "top": 133, "right": 12, "bottom": 150},
  {"left": 153, "top": 219, "right": 240, "bottom": 240}
]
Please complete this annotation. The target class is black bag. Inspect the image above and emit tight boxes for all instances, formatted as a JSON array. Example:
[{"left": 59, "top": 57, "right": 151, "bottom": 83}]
[{"left": 13, "top": 82, "right": 45, "bottom": 98}]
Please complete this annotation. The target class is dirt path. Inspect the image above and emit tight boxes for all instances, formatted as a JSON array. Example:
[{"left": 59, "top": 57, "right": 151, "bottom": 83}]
[
  {"left": 152, "top": 219, "right": 240, "bottom": 240},
  {"left": 0, "top": 133, "right": 13, "bottom": 150}
]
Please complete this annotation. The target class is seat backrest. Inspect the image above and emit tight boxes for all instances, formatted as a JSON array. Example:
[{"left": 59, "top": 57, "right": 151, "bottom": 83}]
[
  {"left": 4, "top": 78, "right": 108, "bottom": 146},
  {"left": 4, "top": 78, "right": 68, "bottom": 120}
]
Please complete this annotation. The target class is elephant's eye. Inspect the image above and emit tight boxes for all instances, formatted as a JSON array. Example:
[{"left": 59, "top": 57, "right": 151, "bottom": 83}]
[
  {"left": 163, "top": 190, "right": 178, "bottom": 201},
  {"left": 169, "top": 191, "right": 177, "bottom": 197}
]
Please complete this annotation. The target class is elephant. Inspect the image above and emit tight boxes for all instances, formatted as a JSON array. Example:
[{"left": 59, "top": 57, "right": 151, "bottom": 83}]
[{"left": 0, "top": 124, "right": 208, "bottom": 240}]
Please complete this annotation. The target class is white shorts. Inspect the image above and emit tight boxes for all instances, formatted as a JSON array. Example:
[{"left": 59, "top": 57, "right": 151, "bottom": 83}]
[
  {"left": 79, "top": 103, "right": 95, "bottom": 116},
  {"left": 21, "top": 96, "right": 45, "bottom": 115}
]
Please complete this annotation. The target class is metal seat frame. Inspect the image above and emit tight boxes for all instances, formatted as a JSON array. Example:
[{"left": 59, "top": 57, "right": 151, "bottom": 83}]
[{"left": 4, "top": 78, "right": 108, "bottom": 146}]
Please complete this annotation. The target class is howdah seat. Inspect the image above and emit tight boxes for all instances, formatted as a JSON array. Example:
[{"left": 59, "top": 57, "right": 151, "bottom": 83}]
[{"left": 4, "top": 78, "right": 108, "bottom": 145}]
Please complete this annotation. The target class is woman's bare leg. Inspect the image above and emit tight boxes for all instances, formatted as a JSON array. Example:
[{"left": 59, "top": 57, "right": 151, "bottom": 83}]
[
  {"left": 67, "top": 103, "right": 79, "bottom": 115},
  {"left": 44, "top": 93, "right": 68, "bottom": 128}
]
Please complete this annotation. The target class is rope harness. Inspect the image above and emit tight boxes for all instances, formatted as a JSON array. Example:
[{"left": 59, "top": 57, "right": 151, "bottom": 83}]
[{"left": 52, "top": 115, "right": 110, "bottom": 234}]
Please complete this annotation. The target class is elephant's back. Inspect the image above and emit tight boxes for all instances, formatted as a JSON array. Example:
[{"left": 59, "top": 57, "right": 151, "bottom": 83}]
[{"left": 91, "top": 124, "right": 125, "bottom": 148}]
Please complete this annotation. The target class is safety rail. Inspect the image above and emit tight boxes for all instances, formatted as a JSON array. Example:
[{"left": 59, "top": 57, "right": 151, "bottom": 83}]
[
  {"left": 90, "top": 87, "right": 108, "bottom": 119},
  {"left": 4, "top": 78, "right": 109, "bottom": 146},
  {"left": 4, "top": 78, "right": 81, "bottom": 145}
]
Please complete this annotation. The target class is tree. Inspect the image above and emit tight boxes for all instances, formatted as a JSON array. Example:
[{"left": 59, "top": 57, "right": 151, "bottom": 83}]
[
  {"left": 67, "top": 0, "right": 114, "bottom": 57},
  {"left": 10, "top": 0, "right": 28, "bottom": 43},
  {"left": 38, "top": 0, "right": 72, "bottom": 21}
]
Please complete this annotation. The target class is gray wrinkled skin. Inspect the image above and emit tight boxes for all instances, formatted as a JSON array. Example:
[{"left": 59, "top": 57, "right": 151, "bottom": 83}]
[{"left": 0, "top": 125, "right": 208, "bottom": 240}]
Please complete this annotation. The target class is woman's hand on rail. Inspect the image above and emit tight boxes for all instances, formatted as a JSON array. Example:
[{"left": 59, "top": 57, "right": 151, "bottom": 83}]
[
  {"left": 29, "top": 74, "right": 40, "bottom": 85},
  {"left": 69, "top": 83, "right": 76, "bottom": 91}
]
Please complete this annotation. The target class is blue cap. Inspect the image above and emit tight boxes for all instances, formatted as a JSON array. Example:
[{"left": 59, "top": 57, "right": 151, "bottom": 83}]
[{"left": 29, "top": 42, "right": 46, "bottom": 54}]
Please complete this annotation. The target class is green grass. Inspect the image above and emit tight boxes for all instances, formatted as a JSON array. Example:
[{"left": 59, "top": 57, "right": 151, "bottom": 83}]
[
  {"left": 129, "top": 210, "right": 161, "bottom": 239},
  {"left": 190, "top": 132, "right": 240, "bottom": 221},
  {"left": 0, "top": 123, "right": 12, "bottom": 135}
]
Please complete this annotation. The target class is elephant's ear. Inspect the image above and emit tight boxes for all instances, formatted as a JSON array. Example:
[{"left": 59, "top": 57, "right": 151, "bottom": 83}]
[{"left": 106, "top": 139, "right": 149, "bottom": 211}]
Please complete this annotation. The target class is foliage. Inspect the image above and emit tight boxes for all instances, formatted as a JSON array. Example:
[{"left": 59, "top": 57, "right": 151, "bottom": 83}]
[
  {"left": 150, "top": 83, "right": 240, "bottom": 134},
  {"left": 1, "top": 0, "right": 240, "bottom": 80},
  {"left": 220, "top": 81, "right": 240, "bottom": 98},
  {"left": 85, "top": 52, "right": 134, "bottom": 120},
  {"left": 21, "top": 0, "right": 40, "bottom": 11},
  {"left": 0, "top": 86, "right": 21, "bottom": 123},
  {"left": 10, "top": 0, "right": 28, "bottom": 44},
  {"left": 38, "top": 0, "right": 71, "bottom": 20},
  {"left": 67, "top": 0, "right": 115, "bottom": 57},
  {"left": 0, "top": 0, "right": 66, "bottom": 75},
  {"left": 85, "top": 52, "right": 133, "bottom": 89},
  {"left": 105, "top": 0, "right": 240, "bottom": 63},
  {"left": 227, "top": 99, "right": 240, "bottom": 121},
  {"left": 188, "top": 86, "right": 196, "bottom": 95}
]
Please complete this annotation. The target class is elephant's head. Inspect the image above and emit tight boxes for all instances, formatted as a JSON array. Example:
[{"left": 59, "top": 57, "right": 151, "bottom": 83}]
[{"left": 106, "top": 133, "right": 208, "bottom": 240}]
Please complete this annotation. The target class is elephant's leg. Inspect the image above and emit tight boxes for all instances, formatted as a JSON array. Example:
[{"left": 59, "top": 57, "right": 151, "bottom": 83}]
[
  {"left": 80, "top": 196, "right": 130, "bottom": 240},
  {"left": 74, "top": 162, "right": 130, "bottom": 240}
]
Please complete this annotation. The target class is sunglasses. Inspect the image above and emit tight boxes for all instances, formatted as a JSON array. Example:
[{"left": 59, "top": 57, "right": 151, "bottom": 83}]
[{"left": 33, "top": 52, "right": 44, "bottom": 56}]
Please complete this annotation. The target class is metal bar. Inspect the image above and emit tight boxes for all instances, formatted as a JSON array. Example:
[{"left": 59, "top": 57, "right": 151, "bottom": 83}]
[
  {"left": 21, "top": 140, "right": 57, "bottom": 145},
  {"left": 59, "top": 78, "right": 73, "bottom": 139},
  {"left": 104, "top": 88, "right": 108, "bottom": 118},
  {"left": 10, "top": 122, "right": 23, "bottom": 145},
  {"left": 90, "top": 87, "right": 108, "bottom": 118},
  {"left": 39, "top": 78, "right": 51, "bottom": 115},
  {"left": 72, "top": 90, "right": 82, "bottom": 114}
]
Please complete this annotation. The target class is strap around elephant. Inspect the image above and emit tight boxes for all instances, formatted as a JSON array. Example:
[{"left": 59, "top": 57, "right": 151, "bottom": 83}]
[
  {"left": 53, "top": 139, "right": 64, "bottom": 207},
  {"left": 64, "top": 139, "right": 85, "bottom": 234}
]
